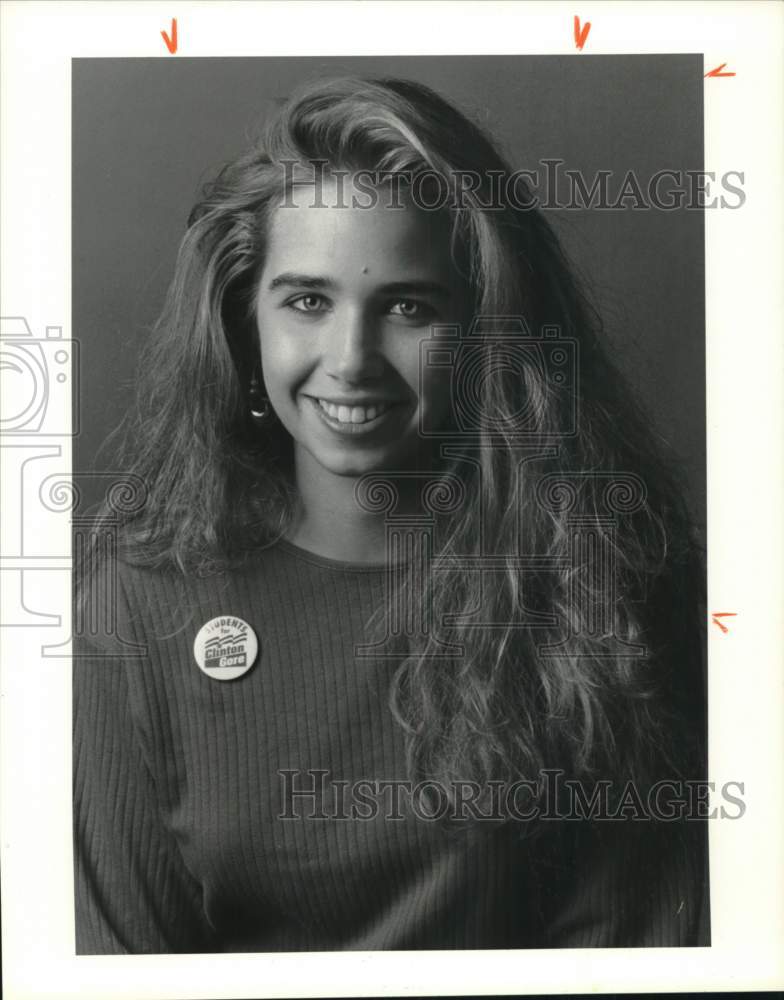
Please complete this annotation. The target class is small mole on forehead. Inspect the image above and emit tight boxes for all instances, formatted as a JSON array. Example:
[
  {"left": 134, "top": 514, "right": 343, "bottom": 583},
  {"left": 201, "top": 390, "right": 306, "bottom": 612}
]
[{"left": 361, "top": 266, "right": 369, "bottom": 275}]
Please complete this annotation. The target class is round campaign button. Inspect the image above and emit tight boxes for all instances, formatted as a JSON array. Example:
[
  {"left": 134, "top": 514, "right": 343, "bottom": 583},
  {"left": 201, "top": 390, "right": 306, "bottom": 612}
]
[{"left": 193, "top": 615, "right": 259, "bottom": 681}]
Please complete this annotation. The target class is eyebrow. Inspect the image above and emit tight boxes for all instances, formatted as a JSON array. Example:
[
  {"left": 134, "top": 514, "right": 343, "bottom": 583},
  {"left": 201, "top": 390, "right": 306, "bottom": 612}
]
[
  {"left": 266, "top": 272, "right": 452, "bottom": 298},
  {"left": 267, "top": 272, "right": 333, "bottom": 291}
]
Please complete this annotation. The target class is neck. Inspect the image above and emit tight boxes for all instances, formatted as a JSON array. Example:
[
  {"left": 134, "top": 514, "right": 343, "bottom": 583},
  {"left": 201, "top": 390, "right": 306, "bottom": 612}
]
[{"left": 285, "top": 448, "right": 429, "bottom": 564}]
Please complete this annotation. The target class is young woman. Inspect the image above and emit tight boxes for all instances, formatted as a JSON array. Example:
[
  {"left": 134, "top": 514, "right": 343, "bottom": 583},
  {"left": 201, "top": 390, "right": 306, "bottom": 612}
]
[{"left": 74, "top": 76, "right": 709, "bottom": 953}]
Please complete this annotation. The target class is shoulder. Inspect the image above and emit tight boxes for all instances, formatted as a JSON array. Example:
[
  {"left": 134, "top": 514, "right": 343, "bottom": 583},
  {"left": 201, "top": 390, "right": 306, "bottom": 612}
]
[
  {"left": 75, "top": 548, "right": 205, "bottom": 659},
  {"left": 75, "top": 543, "right": 298, "bottom": 655}
]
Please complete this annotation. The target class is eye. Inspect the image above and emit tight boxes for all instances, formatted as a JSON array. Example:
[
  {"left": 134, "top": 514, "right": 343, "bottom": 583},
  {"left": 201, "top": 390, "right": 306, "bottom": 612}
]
[
  {"left": 287, "top": 293, "right": 329, "bottom": 313},
  {"left": 390, "top": 299, "right": 420, "bottom": 317},
  {"left": 388, "top": 299, "right": 435, "bottom": 324}
]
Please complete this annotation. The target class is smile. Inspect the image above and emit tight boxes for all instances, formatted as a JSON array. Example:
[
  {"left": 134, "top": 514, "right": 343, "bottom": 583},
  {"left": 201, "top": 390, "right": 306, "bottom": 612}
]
[
  {"left": 317, "top": 399, "right": 393, "bottom": 424},
  {"left": 305, "top": 396, "right": 406, "bottom": 435}
]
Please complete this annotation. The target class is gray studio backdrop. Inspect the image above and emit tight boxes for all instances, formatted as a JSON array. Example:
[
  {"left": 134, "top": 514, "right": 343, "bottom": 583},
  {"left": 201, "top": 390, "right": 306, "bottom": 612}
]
[{"left": 72, "top": 55, "right": 705, "bottom": 535}]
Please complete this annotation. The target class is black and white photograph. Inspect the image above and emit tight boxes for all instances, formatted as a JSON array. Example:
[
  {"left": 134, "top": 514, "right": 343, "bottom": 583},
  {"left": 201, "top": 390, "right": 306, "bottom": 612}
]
[
  {"left": 1, "top": 2, "right": 783, "bottom": 998},
  {"left": 72, "top": 54, "right": 710, "bottom": 953}
]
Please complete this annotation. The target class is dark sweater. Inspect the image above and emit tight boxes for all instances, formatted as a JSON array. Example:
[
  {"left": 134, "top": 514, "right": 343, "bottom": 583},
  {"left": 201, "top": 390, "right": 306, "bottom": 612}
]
[{"left": 73, "top": 539, "right": 709, "bottom": 953}]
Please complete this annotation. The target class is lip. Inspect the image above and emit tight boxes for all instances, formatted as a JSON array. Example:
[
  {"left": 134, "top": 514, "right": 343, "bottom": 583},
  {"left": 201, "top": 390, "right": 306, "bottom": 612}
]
[
  {"left": 312, "top": 396, "right": 404, "bottom": 407},
  {"left": 304, "top": 395, "right": 408, "bottom": 436}
]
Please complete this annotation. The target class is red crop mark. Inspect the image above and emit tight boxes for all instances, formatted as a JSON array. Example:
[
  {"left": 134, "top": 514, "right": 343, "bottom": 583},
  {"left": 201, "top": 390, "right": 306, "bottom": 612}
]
[
  {"left": 574, "top": 15, "right": 591, "bottom": 51},
  {"left": 705, "top": 63, "right": 736, "bottom": 78},
  {"left": 711, "top": 612, "right": 737, "bottom": 633},
  {"left": 161, "top": 18, "right": 178, "bottom": 54}
]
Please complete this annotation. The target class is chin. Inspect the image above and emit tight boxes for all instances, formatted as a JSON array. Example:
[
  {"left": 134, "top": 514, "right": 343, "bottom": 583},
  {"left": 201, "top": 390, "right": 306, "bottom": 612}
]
[
  {"left": 316, "top": 445, "right": 417, "bottom": 479},
  {"left": 320, "top": 457, "right": 399, "bottom": 478}
]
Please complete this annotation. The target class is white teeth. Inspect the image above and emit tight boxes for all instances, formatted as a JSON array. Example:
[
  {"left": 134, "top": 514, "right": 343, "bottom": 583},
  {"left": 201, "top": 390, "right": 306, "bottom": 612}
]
[{"left": 317, "top": 399, "right": 391, "bottom": 424}]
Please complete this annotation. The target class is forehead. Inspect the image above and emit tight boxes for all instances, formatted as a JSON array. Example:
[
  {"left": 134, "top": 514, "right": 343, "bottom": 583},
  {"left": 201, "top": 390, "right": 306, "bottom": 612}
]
[{"left": 262, "top": 176, "right": 456, "bottom": 282}]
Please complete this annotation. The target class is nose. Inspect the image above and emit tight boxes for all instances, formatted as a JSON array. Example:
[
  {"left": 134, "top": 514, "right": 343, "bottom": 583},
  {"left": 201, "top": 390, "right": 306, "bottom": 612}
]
[{"left": 322, "top": 306, "right": 385, "bottom": 383}]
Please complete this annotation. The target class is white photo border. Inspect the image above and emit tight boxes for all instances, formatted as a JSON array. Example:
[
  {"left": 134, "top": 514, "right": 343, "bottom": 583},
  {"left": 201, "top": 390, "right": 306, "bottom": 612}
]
[{"left": 1, "top": 1, "right": 783, "bottom": 997}]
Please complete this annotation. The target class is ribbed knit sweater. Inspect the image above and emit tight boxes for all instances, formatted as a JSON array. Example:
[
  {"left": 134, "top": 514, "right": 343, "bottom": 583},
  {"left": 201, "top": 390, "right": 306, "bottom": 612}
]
[{"left": 73, "top": 539, "right": 709, "bottom": 953}]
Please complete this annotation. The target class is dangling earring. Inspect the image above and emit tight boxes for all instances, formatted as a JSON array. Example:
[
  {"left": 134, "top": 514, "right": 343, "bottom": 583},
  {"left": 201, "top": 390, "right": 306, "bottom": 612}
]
[{"left": 249, "top": 368, "right": 273, "bottom": 425}]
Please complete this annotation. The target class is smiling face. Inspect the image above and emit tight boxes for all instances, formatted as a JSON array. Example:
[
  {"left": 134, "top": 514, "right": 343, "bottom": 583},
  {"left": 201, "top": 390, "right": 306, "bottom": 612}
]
[{"left": 255, "top": 176, "right": 469, "bottom": 479}]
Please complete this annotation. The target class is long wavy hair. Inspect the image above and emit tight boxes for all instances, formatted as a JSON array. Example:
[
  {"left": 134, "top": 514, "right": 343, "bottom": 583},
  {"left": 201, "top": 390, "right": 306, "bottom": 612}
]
[{"left": 92, "top": 76, "right": 706, "bottom": 807}]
